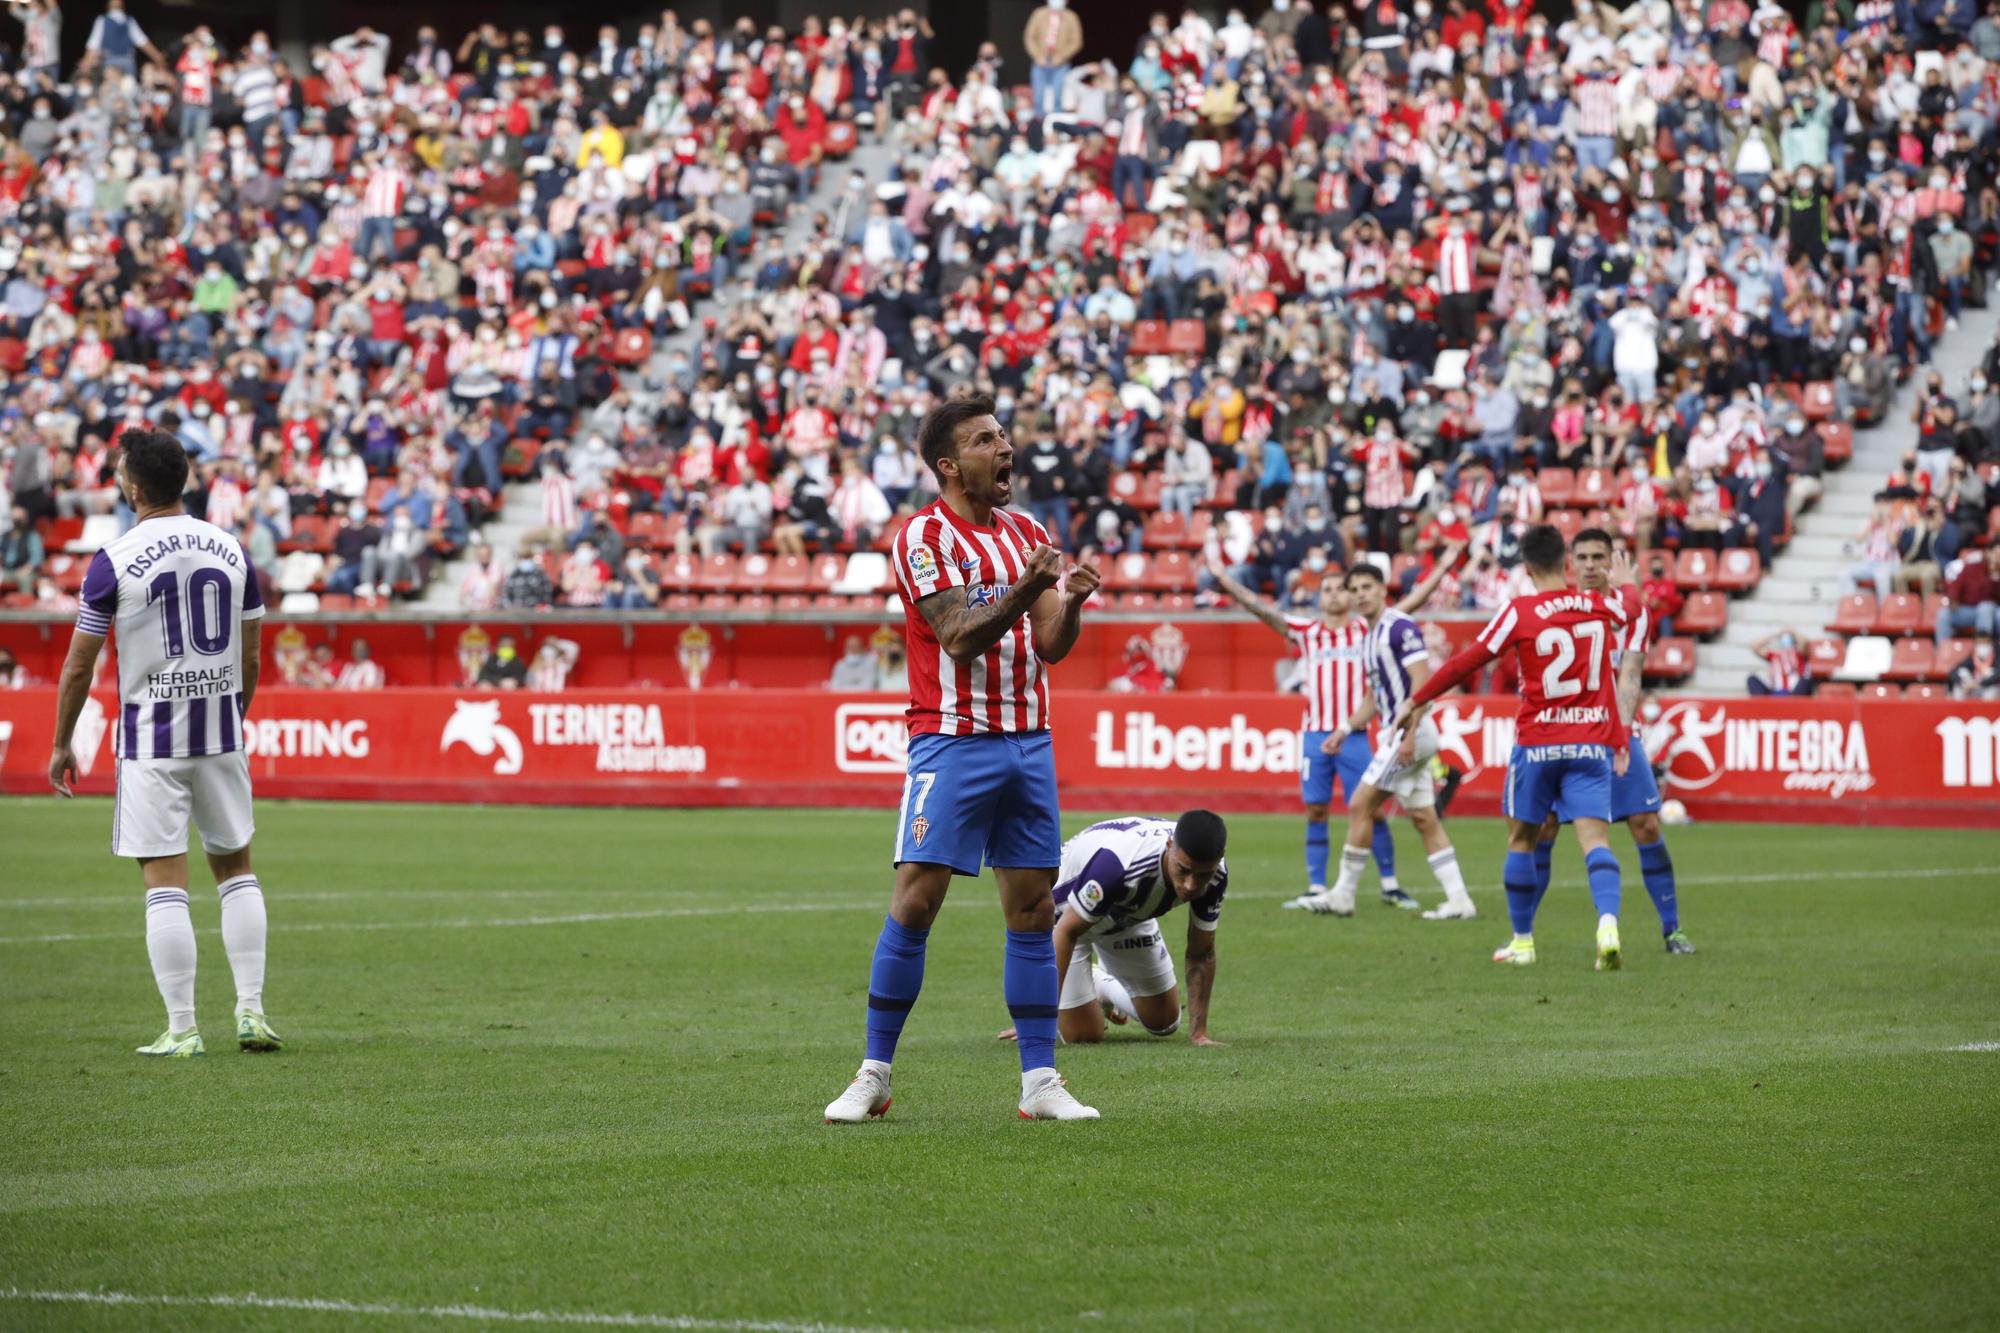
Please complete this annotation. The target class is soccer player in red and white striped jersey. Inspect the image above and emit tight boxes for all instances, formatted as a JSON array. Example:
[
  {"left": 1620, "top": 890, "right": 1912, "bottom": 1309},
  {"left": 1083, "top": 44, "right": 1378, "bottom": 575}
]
[
  {"left": 825, "top": 393, "right": 1105, "bottom": 1127},
  {"left": 1207, "top": 548, "right": 1464, "bottom": 909}
]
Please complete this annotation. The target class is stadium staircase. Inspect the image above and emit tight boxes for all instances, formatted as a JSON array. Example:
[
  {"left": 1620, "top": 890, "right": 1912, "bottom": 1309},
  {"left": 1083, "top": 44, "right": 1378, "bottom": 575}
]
[
  {"left": 417, "top": 141, "right": 903, "bottom": 607},
  {"left": 1685, "top": 299, "right": 2000, "bottom": 696}
]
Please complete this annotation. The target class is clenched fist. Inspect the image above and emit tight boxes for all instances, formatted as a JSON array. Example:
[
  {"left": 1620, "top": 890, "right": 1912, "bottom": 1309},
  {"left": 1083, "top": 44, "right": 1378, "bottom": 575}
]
[
  {"left": 1064, "top": 549, "right": 1103, "bottom": 605},
  {"left": 1022, "top": 543, "right": 1066, "bottom": 592}
]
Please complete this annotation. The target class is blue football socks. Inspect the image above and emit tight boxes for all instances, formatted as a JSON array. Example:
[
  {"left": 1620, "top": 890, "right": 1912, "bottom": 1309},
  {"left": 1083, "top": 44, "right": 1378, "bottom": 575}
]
[
  {"left": 1503, "top": 848, "right": 1539, "bottom": 936},
  {"left": 1586, "top": 847, "right": 1623, "bottom": 918},
  {"left": 1531, "top": 840, "right": 1554, "bottom": 915},
  {"left": 1003, "top": 928, "right": 1059, "bottom": 1073},
  {"left": 1370, "top": 818, "right": 1397, "bottom": 883},
  {"left": 1305, "top": 818, "right": 1330, "bottom": 886},
  {"left": 864, "top": 915, "right": 928, "bottom": 1065},
  {"left": 1636, "top": 838, "right": 1678, "bottom": 935}
]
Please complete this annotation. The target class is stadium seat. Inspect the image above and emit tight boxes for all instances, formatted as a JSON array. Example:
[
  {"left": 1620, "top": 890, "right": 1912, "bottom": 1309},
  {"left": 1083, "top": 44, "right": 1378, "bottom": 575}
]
[
  {"left": 694, "top": 554, "right": 738, "bottom": 591},
  {"left": 1135, "top": 473, "right": 1166, "bottom": 510},
  {"left": 810, "top": 594, "right": 849, "bottom": 610},
  {"left": 1167, "top": 319, "right": 1206, "bottom": 356},
  {"left": 1885, "top": 638, "right": 1935, "bottom": 681},
  {"left": 1935, "top": 638, "right": 1974, "bottom": 679},
  {"left": 1102, "top": 551, "right": 1153, "bottom": 591},
  {"left": 831, "top": 552, "right": 891, "bottom": 596},
  {"left": 807, "top": 554, "right": 845, "bottom": 591},
  {"left": 0, "top": 337, "right": 25, "bottom": 374},
  {"left": 1906, "top": 682, "right": 1946, "bottom": 700},
  {"left": 1918, "top": 593, "right": 1943, "bottom": 636},
  {"left": 74, "top": 514, "right": 122, "bottom": 553},
  {"left": 1818, "top": 421, "right": 1853, "bottom": 465},
  {"left": 766, "top": 555, "right": 812, "bottom": 592},
  {"left": 1643, "top": 637, "right": 1696, "bottom": 680},
  {"left": 1575, "top": 467, "right": 1616, "bottom": 508},
  {"left": 1155, "top": 593, "right": 1197, "bottom": 612},
  {"left": 1873, "top": 592, "right": 1921, "bottom": 636},
  {"left": 735, "top": 553, "right": 775, "bottom": 591},
  {"left": 1142, "top": 511, "right": 1189, "bottom": 550},
  {"left": 1828, "top": 593, "right": 1877, "bottom": 634},
  {"left": 1816, "top": 681, "right": 1857, "bottom": 699},
  {"left": 39, "top": 515, "right": 84, "bottom": 550},
  {"left": 1108, "top": 472, "right": 1143, "bottom": 506},
  {"left": 1674, "top": 548, "right": 1717, "bottom": 590},
  {"left": 365, "top": 477, "right": 394, "bottom": 512},
  {"left": 697, "top": 593, "right": 736, "bottom": 610},
  {"left": 1806, "top": 637, "right": 1847, "bottom": 678},
  {"left": 1130, "top": 321, "right": 1169, "bottom": 355},
  {"left": 608, "top": 328, "right": 653, "bottom": 366},
  {"left": 503, "top": 439, "right": 540, "bottom": 479},
  {"left": 735, "top": 594, "right": 774, "bottom": 612},
  {"left": 1208, "top": 473, "right": 1239, "bottom": 509},
  {"left": 1801, "top": 381, "right": 1836, "bottom": 421},
  {"left": 1768, "top": 382, "right": 1805, "bottom": 413},
  {"left": 280, "top": 515, "right": 331, "bottom": 553},
  {"left": 1180, "top": 511, "right": 1214, "bottom": 549},
  {"left": 1147, "top": 551, "right": 1194, "bottom": 591},
  {"left": 1534, "top": 469, "right": 1574, "bottom": 507},
  {"left": 661, "top": 593, "right": 701, "bottom": 611},
  {"left": 1834, "top": 635, "right": 1893, "bottom": 681},
  {"left": 1861, "top": 682, "right": 1902, "bottom": 699},
  {"left": 1116, "top": 592, "right": 1156, "bottom": 612},
  {"left": 278, "top": 592, "right": 320, "bottom": 613},
  {"left": 1678, "top": 591, "right": 1728, "bottom": 636},
  {"left": 1389, "top": 553, "right": 1418, "bottom": 588},
  {"left": 657, "top": 553, "right": 702, "bottom": 590},
  {"left": 774, "top": 594, "right": 814, "bottom": 612},
  {"left": 1548, "top": 509, "right": 1583, "bottom": 543},
  {"left": 1713, "top": 548, "right": 1761, "bottom": 593}
]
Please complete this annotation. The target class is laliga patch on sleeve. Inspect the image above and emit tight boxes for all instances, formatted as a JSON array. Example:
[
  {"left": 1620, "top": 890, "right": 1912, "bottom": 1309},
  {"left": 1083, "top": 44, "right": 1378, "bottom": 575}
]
[
  {"left": 1077, "top": 880, "right": 1104, "bottom": 914},
  {"left": 907, "top": 545, "right": 938, "bottom": 583}
]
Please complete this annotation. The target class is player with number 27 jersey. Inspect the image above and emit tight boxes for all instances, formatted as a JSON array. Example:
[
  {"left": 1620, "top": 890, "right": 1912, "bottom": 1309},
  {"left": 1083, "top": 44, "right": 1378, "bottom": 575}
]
[{"left": 1468, "top": 585, "right": 1632, "bottom": 749}]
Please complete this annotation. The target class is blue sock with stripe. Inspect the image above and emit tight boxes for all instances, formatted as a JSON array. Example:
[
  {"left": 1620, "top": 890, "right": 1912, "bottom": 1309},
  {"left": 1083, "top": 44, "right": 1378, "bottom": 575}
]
[
  {"left": 1636, "top": 839, "right": 1678, "bottom": 935},
  {"left": 1531, "top": 841, "right": 1555, "bottom": 915},
  {"left": 863, "top": 915, "right": 927, "bottom": 1065},
  {"left": 1586, "top": 847, "right": 1623, "bottom": 918},
  {"left": 1004, "top": 928, "right": 1059, "bottom": 1074},
  {"left": 1305, "top": 819, "right": 1330, "bottom": 886},
  {"left": 1370, "top": 819, "right": 1397, "bottom": 884},
  {"left": 1503, "top": 850, "right": 1539, "bottom": 936}
]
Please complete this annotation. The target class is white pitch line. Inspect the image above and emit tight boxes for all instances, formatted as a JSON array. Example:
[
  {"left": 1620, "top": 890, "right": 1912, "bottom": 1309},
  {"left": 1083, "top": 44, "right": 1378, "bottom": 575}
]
[
  {"left": 2, "top": 863, "right": 1995, "bottom": 947},
  {"left": 1945, "top": 1042, "right": 2000, "bottom": 1052},
  {"left": 0, "top": 1288, "right": 910, "bottom": 1333},
  {"left": 0, "top": 887, "right": 734, "bottom": 909}
]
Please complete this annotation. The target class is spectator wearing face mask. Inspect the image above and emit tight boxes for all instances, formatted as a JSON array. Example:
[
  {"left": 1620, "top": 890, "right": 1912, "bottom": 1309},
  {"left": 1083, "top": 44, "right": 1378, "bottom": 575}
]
[
  {"left": 2, "top": 505, "right": 43, "bottom": 597},
  {"left": 1937, "top": 545, "right": 2000, "bottom": 645},
  {"left": 1948, "top": 637, "right": 2000, "bottom": 700},
  {"left": 1748, "top": 629, "right": 1811, "bottom": 696}
]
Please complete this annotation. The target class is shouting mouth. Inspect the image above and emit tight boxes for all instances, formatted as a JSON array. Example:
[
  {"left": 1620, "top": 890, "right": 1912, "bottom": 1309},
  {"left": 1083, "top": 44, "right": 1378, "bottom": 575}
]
[{"left": 994, "top": 460, "right": 1014, "bottom": 493}]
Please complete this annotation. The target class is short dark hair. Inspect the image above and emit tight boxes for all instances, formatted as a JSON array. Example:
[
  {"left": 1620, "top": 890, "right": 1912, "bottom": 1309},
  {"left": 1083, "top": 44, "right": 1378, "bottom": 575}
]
[
  {"left": 1344, "top": 563, "right": 1385, "bottom": 588},
  {"left": 1520, "top": 523, "right": 1567, "bottom": 574},
  {"left": 1573, "top": 526, "right": 1615, "bottom": 552},
  {"left": 119, "top": 428, "right": 190, "bottom": 507},
  {"left": 1173, "top": 809, "right": 1228, "bottom": 863},
  {"left": 915, "top": 393, "right": 996, "bottom": 481}
]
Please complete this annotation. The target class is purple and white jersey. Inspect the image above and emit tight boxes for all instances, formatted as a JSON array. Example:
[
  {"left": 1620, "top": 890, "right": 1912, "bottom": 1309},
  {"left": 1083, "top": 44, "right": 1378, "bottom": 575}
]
[
  {"left": 1361, "top": 607, "right": 1429, "bottom": 721},
  {"left": 1052, "top": 817, "right": 1227, "bottom": 933},
  {"left": 78, "top": 514, "right": 264, "bottom": 759}
]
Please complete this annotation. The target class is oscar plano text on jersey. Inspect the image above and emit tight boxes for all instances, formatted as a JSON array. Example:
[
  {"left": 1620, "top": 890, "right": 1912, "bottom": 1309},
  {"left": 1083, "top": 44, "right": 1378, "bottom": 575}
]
[{"left": 0, "top": 689, "right": 1993, "bottom": 827}]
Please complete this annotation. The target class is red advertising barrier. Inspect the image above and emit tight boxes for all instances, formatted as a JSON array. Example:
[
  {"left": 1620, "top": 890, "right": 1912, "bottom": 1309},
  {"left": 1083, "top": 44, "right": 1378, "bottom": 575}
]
[{"left": 3, "top": 689, "right": 1996, "bottom": 827}]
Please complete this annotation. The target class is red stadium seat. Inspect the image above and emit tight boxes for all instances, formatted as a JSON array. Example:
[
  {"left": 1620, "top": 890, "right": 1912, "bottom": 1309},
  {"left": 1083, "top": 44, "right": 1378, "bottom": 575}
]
[
  {"left": 1935, "top": 638, "right": 1974, "bottom": 679},
  {"left": 608, "top": 327, "right": 653, "bottom": 366},
  {"left": 735, "top": 553, "right": 776, "bottom": 591},
  {"left": 1768, "top": 382, "right": 1805, "bottom": 413},
  {"left": 1116, "top": 592, "right": 1157, "bottom": 612},
  {"left": 1884, "top": 638, "right": 1935, "bottom": 681},
  {"left": 1906, "top": 682, "right": 1946, "bottom": 700},
  {"left": 1806, "top": 637, "right": 1847, "bottom": 679},
  {"left": 1108, "top": 472, "right": 1143, "bottom": 506},
  {"left": 1147, "top": 551, "right": 1194, "bottom": 591},
  {"left": 1677, "top": 591, "right": 1728, "bottom": 636},
  {"left": 503, "top": 439, "right": 540, "bottom": 480},
  {"left": 1818, "top": 421, "right": 1853, "bottom": 465},
  {"left": 1178, "top": 511, "right": 1214, "bottom": 550},
  {"left": 1713, "top": 548, "right": 1760, "bottom": 593},
  {"left": 1829, "top": 593, "right": 1877, "bottom": 635},
  {"left": 1575, "top": 467, "right": 1616, "bottom": 508},
  {"left": 1816, "top": 681, "right": 1857, "bottom": 699},
  {"left": 1389, "top": 553, "right": 1418, "bottom": 588},
  {"left": 734, "top": 594, "right": 774, "bottom": 612},
  {"left": 1101, "top": 551, "right": 1153, "bottom": 591},
  {"left": 1919, "top": 593, "right": 1943, "bottom": 637},
  {"left": 317, "top": 593, "right": 356, "bottom": 611},
  {"left": 1548, "top": 509, "right": 1583, "bottom": 543},
  {"left": 766, "top": 555, "right": 813, "bottom": 592},
  {"left": 0, "top": 337, "right": 26, "bottom": 375},
  {"left": 281, "top": 515, "right": 333, "bottom": 553},
  {"left": 1142, "top": 511, "right": 1189, "bottom": 550},
  {"left": 1872, "top": 592, "right": 1921, "bottom": 636},
  {"left": 657, "top": 553, "right": 702, "bottom": 591},
  {"left": 1861, "top": 682, "right": 1902, "bottom": 699},
  {"left": 1674, "top": 548, "right": 1717, "bottom": 590},
  {"left": 1135, "top": 473, "right": 1166, "bottom": 510},
  {"left": 1801, "top": 382, "right": 1837, "bottom": 422},
  {"left": 1208, "top": 472, "right": 1239, "bottom": 509},
  {"left": 1124, "top": 213, "right": 1157, "bottom": 246},
  {"left": 364, "top": 477, "right": 394, "bottom": 512},
  {"left": 626, "top": 512, "right": 670, "bottom": 549},
  {"left": 1643, "top": 636, "right": 1697, "bottom": 680},
  {"left": 807, "top": 554, "right": 845, "bottom": 591},
  {"left": 1167, "top": 319, "right": 1206, "bottom": 356},
  {"left": 695, "top": 555, "right": 739, "bottom": 591},
  {"left": 1534, "top": 469, "right": 1575, "bottom": 508},
  {"left": 774, "top": 594, "right": 814, "bottom": 612},
  {"left": 661, "top": 593, "right": 702, "bottom": 611},
  {"left": 1130, "top": 321, "right": 1169, "bottom": 356},
  {"left": 811, "top": 594, "right": 850, "bottom": 610}
]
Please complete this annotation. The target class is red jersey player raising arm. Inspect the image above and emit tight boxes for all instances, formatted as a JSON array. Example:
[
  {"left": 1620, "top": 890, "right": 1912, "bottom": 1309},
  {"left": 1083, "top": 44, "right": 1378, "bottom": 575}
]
[
  {"left": 824, "top": 392, "right": 1105, "bottom": 1126},
  {"left": 1391, "top": 522, "right": 1636, "bottom": 970}
]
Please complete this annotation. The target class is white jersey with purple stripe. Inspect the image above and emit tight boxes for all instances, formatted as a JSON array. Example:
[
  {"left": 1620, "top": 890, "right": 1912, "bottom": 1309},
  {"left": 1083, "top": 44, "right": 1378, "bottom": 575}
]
[
  {"left": 1360, "top": 607, "right": 1429, "bottom": 720},
  {"left": 1052, "top": 817, "right": 1227, "bottom": 934},
  {"left": 78, "top": 514, "right": 264, "bottom": 759}
]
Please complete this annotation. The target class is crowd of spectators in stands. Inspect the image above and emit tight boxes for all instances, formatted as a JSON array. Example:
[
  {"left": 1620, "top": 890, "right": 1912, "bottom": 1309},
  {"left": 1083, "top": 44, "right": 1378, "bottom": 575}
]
[{"left": 2, "top": 0, "right": 1999, "bottom": 696}]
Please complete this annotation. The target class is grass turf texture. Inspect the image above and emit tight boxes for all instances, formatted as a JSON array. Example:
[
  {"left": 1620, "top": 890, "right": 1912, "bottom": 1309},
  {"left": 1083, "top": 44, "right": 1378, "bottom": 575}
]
[{"left": 1, "top": 798, "right": 1997, "bottom": 1333}]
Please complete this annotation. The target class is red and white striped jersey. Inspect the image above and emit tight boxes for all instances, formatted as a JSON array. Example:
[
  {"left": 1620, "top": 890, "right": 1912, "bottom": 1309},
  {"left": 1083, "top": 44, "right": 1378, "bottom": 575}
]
[
  {"left": 1435, "top": 229, "right": 1476, "bottom": 295},
  {"left": 1285, "top": 616, "right": 1369, "bottom": 733},
  {"left": 1574, "top": 79, "right": 1618, "bottom": 137},
  {"left": 1762, "top": 645, "right": 1803, "bottom": 692},
  {"left": 362, "top": 165, "right": 408, "bottom": 219},
  {"left": 1360, "top": 436, "right": 1411, "bottom": 508},
  {"left": 893, "top": 500, "right": 1056, "bottom": 736}
]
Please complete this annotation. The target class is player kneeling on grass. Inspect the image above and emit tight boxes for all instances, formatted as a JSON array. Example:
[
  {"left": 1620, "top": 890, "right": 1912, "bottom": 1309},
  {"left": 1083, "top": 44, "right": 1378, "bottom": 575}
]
[
  {"left": 998, "top": 812, "right": 1229, "bottom": 1048},
  {"left": 46, "top": 428, "right": 281, "bottom": 1056}
]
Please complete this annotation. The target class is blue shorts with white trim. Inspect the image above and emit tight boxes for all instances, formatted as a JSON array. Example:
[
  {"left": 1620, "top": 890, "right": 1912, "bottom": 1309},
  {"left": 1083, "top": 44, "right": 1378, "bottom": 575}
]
[
  {"left": 1300, "top": 730, "right": 1375, "bottom": 806},
  {"left": 1553, "top": 734, "right": 1662, "bottom": 824},
  {"left": 894, "top": 730, "right": 1062, "bottom": 876},
  {"left": 1504, "top": 743, "right": 1613, "bottom": 826}
]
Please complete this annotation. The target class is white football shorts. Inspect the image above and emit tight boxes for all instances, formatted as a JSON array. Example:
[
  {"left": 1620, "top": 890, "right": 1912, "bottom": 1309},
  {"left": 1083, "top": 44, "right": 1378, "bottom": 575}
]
[
  {"left": 1058, "top": 918, "right": 1179, "bottom": 1011},
  {"left": 113, "top": 751, "right": 255, "bottom": 859},
  {"left": 1360, "top": 716, "right": 1440, "bottom": 809}
]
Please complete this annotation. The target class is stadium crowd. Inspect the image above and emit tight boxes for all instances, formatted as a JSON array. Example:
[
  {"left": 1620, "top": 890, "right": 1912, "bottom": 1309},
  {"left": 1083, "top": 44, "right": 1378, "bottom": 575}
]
[{"left": 2, "top": 0, "right": 2000, "bottom": 696}]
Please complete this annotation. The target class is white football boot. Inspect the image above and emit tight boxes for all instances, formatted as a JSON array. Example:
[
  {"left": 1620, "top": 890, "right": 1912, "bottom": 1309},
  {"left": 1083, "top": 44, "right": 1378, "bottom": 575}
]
[
  {"left": 1019, "top": 1071, "right": 1100, "bottom": 1120},
  {"left": 823, "top": 1065, "right": 892, "bottom": 1123}
]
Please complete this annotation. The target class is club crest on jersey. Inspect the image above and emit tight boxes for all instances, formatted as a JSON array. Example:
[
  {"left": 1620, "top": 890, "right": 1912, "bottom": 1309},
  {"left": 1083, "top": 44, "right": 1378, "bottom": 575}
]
[
  {"left": 909, "top": 815, "right": 929, "bottom": 848},
  {"left": 907, "top": 546, "right": 939, "bottom": 583}
]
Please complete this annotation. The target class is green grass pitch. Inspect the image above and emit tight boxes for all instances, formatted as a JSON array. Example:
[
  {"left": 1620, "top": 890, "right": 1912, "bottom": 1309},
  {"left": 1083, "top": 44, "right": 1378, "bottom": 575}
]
[{"left": 1, "top": 798, "right": 1997, "bottom": 1332}]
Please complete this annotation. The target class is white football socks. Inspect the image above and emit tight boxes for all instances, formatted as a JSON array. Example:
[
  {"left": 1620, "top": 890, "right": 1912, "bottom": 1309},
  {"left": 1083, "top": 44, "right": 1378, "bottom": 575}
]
[
  {"left": 217, "top": 874, "right": 267, "bottom": 1015},
  {"left": 1331, "top": 845, "right": 1368, "bottom": 912},
  {"left": 1092, "top": 965, "right": 1137, "bottom": 1024},
  {"left": 1429, "top": 848, "right": 1475, "bottom": 912},
  {"left": 143, "top": 888, "right": 197, "bottom": 1032}
]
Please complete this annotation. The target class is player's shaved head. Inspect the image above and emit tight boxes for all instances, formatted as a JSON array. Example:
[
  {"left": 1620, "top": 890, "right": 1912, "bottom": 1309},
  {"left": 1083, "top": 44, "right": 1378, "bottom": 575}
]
[
  {"left": 1520, "top": 523, "right": 1567, "bottom": 576},
  {"left": 118, "top": 428, "right": 191, "bottom": 509},
  {"left": 1174, "top": 809, "right": 1227, "bottom": 863}
]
